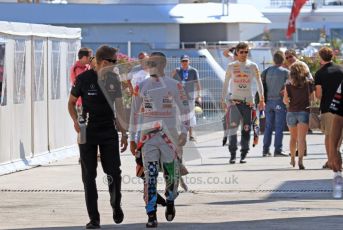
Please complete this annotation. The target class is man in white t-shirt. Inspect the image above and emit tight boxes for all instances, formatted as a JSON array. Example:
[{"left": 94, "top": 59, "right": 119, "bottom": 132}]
[{"left": 128, "top": 52, "right": 150, "bottom": 88}]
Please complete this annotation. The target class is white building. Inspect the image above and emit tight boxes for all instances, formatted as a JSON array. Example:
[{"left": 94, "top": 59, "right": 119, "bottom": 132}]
[
  {"left": 258, "top": 3, "right": 343, "bottom": 47},
  {"left": 0, "top": 1, "right": 270, "bottom": 56}
]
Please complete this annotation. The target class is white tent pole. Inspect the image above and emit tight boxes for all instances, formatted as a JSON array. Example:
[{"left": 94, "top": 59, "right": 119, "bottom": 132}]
[
  {"left": 127, "top": 41, "right": 131, "bottom": 58},
  {"left": 30, "top": 37, "right": 35, "bottom": 157}
]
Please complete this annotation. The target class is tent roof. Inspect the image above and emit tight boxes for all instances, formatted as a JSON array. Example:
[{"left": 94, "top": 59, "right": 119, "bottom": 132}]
[{"left": 0, "top": 21, "right": 81, "bottom": 38}]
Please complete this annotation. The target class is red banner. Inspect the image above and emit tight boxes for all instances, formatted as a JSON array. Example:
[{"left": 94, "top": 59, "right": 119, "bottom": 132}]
[{"left": 286, "top": 0, "right": 307, "bottom": 39}]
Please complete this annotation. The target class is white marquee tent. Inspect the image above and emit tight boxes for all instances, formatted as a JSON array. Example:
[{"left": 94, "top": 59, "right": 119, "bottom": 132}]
[{"left": 0, "top": 21, "right": 81, "bottom": 175}]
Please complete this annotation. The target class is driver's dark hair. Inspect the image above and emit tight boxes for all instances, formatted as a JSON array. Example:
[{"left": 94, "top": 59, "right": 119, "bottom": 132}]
[
  {"left": 78, "top": 47, "right": 91, "bottom": 60},
  {"left": 150, "top": 51, "right": 166, "bottom": 58},
  {"left": 150, "top": 51, "right": 167, "bottom": 66},
  {"left": 235, "top": 42, "right": 249, "bottom": 52},
  {"left": 96, "top": 45, "right": 118, "bottom": 62}
]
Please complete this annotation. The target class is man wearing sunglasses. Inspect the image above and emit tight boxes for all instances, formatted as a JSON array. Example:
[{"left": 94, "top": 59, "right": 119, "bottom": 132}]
[
  {"left": 68, "top": 45, "right": 128, "bottom": 229},
  {"left": 221, "top": 42, "right": 265, "bottom": 164},
  {"left": 70, "top": 48, "right": 93, "bottom": 108},
  {"left": 172, "top": 54, "right": 202, "bottom": 142},
  {"left": 285, "top": 49, "right": 313, "bottom": 80},
  {"left": 70, "top": 48, "right": 94, "bottom": 164}
]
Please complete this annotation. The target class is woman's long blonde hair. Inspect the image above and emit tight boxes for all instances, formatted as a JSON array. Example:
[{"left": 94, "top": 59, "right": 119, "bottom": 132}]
[{"left": 289, "top": 62, "right": 309, "bottom": 88}]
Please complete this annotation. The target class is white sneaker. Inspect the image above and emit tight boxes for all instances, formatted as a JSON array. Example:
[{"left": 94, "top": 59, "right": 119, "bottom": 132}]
[{"left": 333, "top": 175, "right": 343, "bottom": 199}]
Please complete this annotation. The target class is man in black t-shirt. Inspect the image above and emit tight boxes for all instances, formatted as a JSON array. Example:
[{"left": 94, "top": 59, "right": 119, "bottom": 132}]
[
  {"left": 329, "top": 81, "right": 343, "bottom": 198},
  {"left": 314, "top": 47, "right": 343, "bottom": 169},
  {"left": 68, "top": 45, "right": 128, "bottom": 229},
  {"left": 330, "top": 81, "right": 343, "bottom": 117}
]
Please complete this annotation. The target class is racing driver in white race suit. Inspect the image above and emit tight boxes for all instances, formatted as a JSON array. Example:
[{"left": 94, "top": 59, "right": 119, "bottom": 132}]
[{"left": 129, "top": 52, "right": 190, "bottom": 228}]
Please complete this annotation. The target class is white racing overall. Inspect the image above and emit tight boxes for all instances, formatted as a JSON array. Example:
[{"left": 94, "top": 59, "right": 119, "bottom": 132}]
[{"left": 129, "top": 76, "right": 190, "bottom": 214}]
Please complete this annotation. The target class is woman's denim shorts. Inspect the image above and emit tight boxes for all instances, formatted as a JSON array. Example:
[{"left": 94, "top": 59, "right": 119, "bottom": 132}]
[{"left": 286, "top": 111, "right": 310, "bottom": 127}]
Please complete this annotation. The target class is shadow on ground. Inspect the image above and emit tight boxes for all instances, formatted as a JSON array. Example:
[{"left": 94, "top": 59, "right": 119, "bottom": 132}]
[
  {"left": 13, "top": 215, "right": 343, "bottom": 230},
  {"left": 206, "top": 179, "right": 338, "bottom": 206}
]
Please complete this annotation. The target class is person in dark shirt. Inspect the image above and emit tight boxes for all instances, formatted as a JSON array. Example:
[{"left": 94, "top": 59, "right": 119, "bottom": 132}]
[
  {"left": 314, "top": 47, "right": 343, "bottom": 169},
  {"left": 330, "top": 81, "right": 343, "bottom": 117},
  {"left": 283, "top": 62, "right": 315, "bottom": 170},
  {"left": 329, "top": 80, "right": 343, "bottom": 198},
  {"left": 68, "top": 45, "right": 128, "bottom": 229}
]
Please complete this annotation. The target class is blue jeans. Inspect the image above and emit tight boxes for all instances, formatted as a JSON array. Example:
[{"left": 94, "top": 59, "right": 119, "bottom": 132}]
[
  {"left": 263, "top": 99, "right": 286, "bottom": 153},
  {"left": 286, "top": 111, "right": 310, "bottom": 127}
]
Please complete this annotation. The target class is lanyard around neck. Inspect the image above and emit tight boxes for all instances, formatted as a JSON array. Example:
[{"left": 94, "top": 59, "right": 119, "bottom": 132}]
[{"left": 181, "top": 69, "right": 189, "bottom": 81}]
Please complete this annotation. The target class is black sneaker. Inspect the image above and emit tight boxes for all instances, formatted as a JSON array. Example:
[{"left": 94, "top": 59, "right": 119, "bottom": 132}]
[
  {"left": 165, "top": 201, "right": 176, "bottom": 222},
  {"left": 146, "top": 212, "right": 158, "bottom": 228},
  {"left": 85, "top": 221, "right": 100, "bottom": 229},
  {"left": 113, "top": 207, "right": 124, "bottom": 224},
  {"left": 262, "top": 151, "right": 271, "bottom": 157},
  {"left": 157, "top": 193, "right": 166, "bottom": 207},
  {"left": 229, "top": 153, "right": 236, "bottom": 164},
  {"left": 274, "top": 151, "right": 288, "bottom": 157},
  {"left": 222, "top": 137, "right": 227, "bottom": 146},
  {"left": 189, "top": 136, "right": 196, "bottom": 142},
  {"left": 240, "top": 152, "right": 247, "bottom": 164}
]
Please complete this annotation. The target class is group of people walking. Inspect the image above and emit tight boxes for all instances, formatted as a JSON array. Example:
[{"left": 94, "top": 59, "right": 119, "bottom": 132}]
[
  {"left": 263, "top": 46, "right": 342, "bottom": 172},
  {"left": 221, "top": 43, "right": 343, "bottom": 195},
  {"left": 68, "top": 46, "right": 201, "bottom": 228},
  {"left": 67, "top": 42, "right": 343, "bottom": 229}
]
